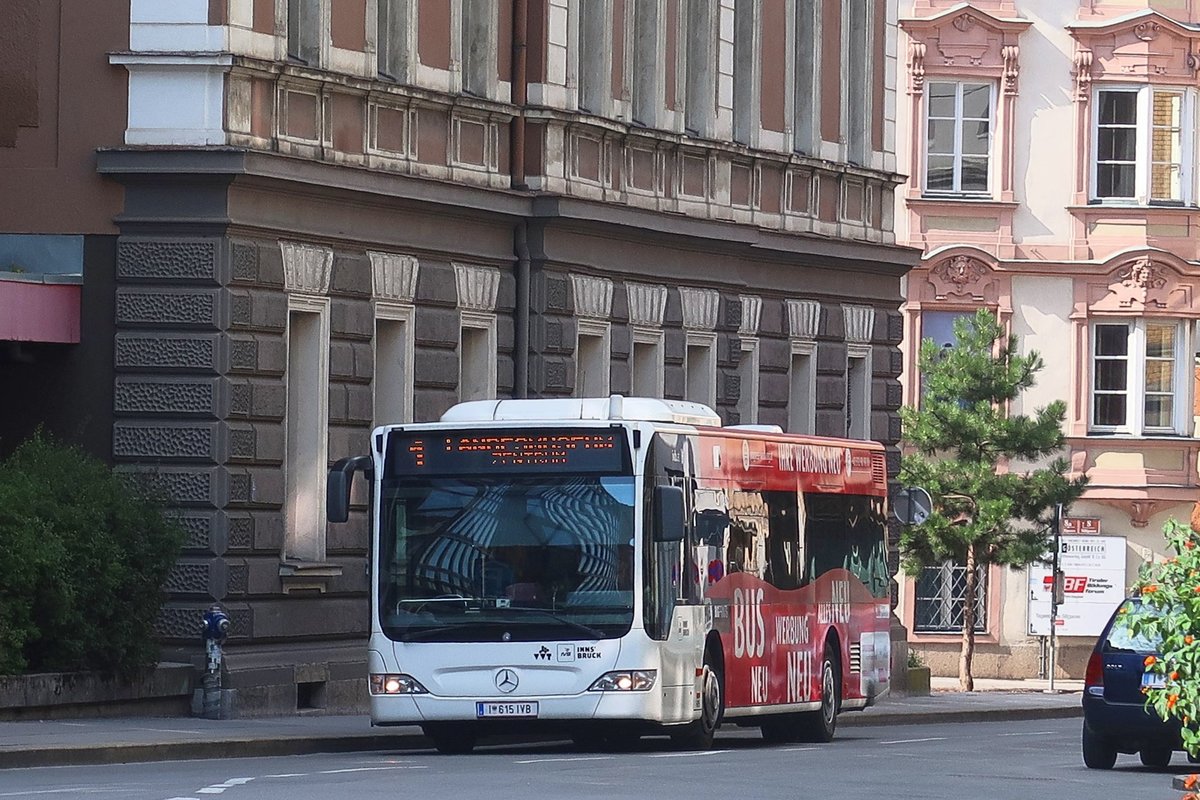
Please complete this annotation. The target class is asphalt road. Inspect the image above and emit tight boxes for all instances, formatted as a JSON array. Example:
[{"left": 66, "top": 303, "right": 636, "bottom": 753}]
[{"left": 0, "top": 717, "right": 1189, "bottom": 800}]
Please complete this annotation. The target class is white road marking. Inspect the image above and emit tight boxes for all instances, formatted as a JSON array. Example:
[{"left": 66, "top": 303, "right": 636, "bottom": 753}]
[
  {"left": 998, "top": 731, "right": 1055, "bottom": 737},
  {"left": 262, "top": 773, "right": 308, "bottom": 779},
  {"left": 879, "top": 737, "right": 947, "bottom": 745},
  {"left": 316, "top": 766, "right": 427, "bottom": 774},
  {"left": 648, "top": 750, "right": 731, "bottom": 758},
  {"left": 195, "top": 777, "right": 254, "bottom": 794},
  {"left": 515, "top": 756, "right": 615, "bottom": 765},
  {"left": 781, "top": 747, "right": 817, "bottom": 752}
]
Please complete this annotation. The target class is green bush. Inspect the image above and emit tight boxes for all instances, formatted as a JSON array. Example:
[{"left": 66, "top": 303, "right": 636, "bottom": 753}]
[{"left": 0, "top": 432, "right": 185, "bottom": 677}]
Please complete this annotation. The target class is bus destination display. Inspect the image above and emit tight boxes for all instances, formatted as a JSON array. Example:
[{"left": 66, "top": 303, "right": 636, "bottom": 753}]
[{"left": 387, "top": 429, "right": 629, "bottom": 475}]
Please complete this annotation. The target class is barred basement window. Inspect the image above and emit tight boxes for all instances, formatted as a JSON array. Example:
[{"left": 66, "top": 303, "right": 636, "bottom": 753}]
[{"left": 914, "top": 562, "right": 988, "bottom": 634}]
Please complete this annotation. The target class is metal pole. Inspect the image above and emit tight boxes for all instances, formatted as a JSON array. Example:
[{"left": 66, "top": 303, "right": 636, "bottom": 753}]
[{"left": 1048, "top": 502, "right": 1063, "bottom": 693}]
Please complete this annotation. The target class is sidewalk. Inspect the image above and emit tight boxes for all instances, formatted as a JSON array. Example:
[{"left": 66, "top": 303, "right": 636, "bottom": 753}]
[{"left": 0, "top": 678, "right": 1084, "bottom": 770}]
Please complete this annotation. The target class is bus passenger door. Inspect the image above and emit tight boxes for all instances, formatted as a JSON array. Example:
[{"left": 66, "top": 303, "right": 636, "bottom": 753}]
[{"left": 646, "top": 434, "right": 710, "bottom": 725}]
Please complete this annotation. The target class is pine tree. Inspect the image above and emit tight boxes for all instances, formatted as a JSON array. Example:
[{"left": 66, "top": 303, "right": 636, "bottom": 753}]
[{"left": 899, "top": 309, "right": 1087, "bottom": 691}]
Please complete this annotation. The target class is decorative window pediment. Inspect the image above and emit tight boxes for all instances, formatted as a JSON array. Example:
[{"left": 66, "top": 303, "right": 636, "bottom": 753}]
[
  {"left": 900, "top": 5, "right": 1031, "bottom": 95},
  {"left": 1070, "top": 11, "right": 1200, "bottom": 97},
  {"left": 1084, "top": 251, "right": 1200, "bottom": 315},
  {"left": 922, "top": 248, "right": 1002, "bottom": 304}
]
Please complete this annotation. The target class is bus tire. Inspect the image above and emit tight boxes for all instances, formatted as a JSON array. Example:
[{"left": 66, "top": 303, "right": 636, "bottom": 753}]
[
  {"left": 798, "top": 647, "right": 840, "bottom": 743},
  {"left": 671, "top": 650, "right": 724, "bottom": 750},
  {"left": 422, "top": 723, "right": 477, "bottom": 755}
]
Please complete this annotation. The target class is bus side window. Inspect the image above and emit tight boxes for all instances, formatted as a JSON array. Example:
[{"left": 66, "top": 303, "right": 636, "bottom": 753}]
[{"left": 763, "top": 490, "right": 803, "bottom": 590}]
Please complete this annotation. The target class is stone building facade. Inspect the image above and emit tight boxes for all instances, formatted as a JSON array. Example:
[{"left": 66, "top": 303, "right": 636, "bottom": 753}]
[{"left": 2, "top": 0, "right": 918, "bottom": 713}]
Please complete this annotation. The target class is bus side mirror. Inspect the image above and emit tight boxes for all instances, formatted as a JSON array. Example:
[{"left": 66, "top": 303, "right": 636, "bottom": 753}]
[
  {"left": 653, "top": 485, "right": 685, "bottom": 543},
  {"left": 327, "top": 456, "right": 372, "bottom": 523}
]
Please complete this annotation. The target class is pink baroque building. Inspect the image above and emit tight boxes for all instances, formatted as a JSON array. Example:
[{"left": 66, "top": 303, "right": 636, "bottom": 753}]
[{"left": 897, "top": 0, "right": 1200, "bottom": 679}]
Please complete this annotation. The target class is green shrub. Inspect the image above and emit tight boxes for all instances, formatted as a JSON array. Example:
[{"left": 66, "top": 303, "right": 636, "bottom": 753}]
[{"left": 0, "top": 432, "right": 185, "bottom": 677}]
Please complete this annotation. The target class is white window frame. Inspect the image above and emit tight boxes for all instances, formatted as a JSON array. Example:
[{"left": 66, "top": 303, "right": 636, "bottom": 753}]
[
  {"left": 1091, "top": 85, "right": 1196, "bottom": 206},
  {"left": 684, "top": 330, "right": 717, "bottom": 409},
  {"left": 575, "top": 318, "right": 612, "bottom": 398},
  {"left": 459, "top": 310, "right": 498, "bottom": 402},
  {"left": 631, "top": 326, "right": 665, "bottom": 397},
  {"left": 788, "top": 339, "right": 816, "bottom": 434},
  {"left": 737, "top": 337, "right": 760, "bottom": 424},
  {"left": 846, "top": 343, "right": 871, "bottom": 439},
  {"left": 923, "top": 80, "right": 995, "bottom": 197},
  {"left": 1089, "top": 318, "right": 1192, "bottom": 435},
  {"left": 284, "top": 295, "right": 331, "bottom": 564},
  {"left": 373, "top": 302, "right": 415, "bottom": 427}
]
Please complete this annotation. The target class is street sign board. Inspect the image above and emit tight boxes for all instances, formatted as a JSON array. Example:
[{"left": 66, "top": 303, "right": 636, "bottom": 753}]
[
  {"left": 891, "top": 486, "right": 933, "bottom": 525},
  {"left": 1027, "top": 535, "right": 1127, "bottom": 637},
  {"left": 1061, "top": 517, "right": 1101, "bottom": 535}
]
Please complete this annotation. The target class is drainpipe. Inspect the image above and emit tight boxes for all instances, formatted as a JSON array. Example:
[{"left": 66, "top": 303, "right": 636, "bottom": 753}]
[
  {"left": 514, "top": 221, "right": 531, "bottom": 398},
  {"left": 511, "top": 0, "right": 530, "bottom": 397}
]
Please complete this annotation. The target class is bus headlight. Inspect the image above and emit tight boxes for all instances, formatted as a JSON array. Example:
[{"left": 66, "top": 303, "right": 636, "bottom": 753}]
[
  {"left": 370, "top": 673, "right": 428, "bottom": 695},
  {"left": 588, "top": 670, "right": 656, "bottom": 692}
]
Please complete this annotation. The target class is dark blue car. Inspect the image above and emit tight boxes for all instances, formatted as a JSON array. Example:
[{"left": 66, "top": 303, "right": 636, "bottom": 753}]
[{"left": 1082, "top": 598, "right": 1182, "bottom": 769}]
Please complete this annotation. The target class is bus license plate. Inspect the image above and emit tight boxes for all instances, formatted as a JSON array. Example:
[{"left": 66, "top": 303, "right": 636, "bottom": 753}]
[
  {"left": 476, "top": 701, "right": 538, "bottom": 718},
  {"left": 1142, "top": 673, "right": 1166, "bottom": 689}
]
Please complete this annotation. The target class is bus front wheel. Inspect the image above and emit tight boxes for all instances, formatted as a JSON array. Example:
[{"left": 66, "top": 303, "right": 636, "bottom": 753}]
[
  {"left": 422, "top": 723, "right": 477, "bottom": 755},
  {"left": 671, "top": 650, "right": 724, "bottom": 750},
  {"left": 798, "top": 648, "right": 840, "bottom": 743}
]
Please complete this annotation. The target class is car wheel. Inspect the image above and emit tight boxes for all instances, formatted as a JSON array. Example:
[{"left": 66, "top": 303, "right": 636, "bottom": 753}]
[
  {"left": 1139, "top": 746, "right": 1172, "bottom": 768},
  {"left": 423, "top": 723, "right": 477, "bottom": 755},
  {"left": 1082, "top": 725, "right": 1117, "bottom": 770}
]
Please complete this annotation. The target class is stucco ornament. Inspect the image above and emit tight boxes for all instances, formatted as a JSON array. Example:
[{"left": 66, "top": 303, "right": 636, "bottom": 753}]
[
  {"left": 938, "top": 13, "right": 990, "bottom": 65},
  {"left": 1133, "top": 21, "right": 1161, "bottom": 42},
  {"left": 1002, "top": 45, "right": 1020, "bottom": 94},
  {"left": 1112, "top": 258, "right": 1168, "bottom": 309},
  {"left": 1073, "top": 48, "right": 1093, "bottom": 102},
  {"left": 929, "top": 255, "right": 989, "bottom": 301},
  {"left": 908, "top": 40, "right": 927, "bottom": 93}
]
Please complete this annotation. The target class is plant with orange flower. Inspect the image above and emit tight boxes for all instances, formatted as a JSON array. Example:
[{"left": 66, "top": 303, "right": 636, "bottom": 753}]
[{"left": 1121, "top": 518, "right": 1200, "bottom": 757}]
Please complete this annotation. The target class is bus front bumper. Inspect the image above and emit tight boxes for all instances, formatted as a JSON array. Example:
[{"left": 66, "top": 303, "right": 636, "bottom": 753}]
[{"left": 371, "top": 690, "right": 668, "bottom": 725}]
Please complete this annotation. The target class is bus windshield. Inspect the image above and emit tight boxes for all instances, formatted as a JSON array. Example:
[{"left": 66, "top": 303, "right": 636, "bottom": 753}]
[{"left": 378, "top": 474, "right": 636, "bottom": 642}]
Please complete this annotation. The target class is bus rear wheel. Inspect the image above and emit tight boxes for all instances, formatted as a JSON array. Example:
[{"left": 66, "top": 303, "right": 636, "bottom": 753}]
[
  {"left": 422, "top": 723, "right": 477, "bottom": 755},
  {"left": 797, "top": 648, "right": 840, "bottom": 743},
  {"left": 671, "top": 651, "right": 723, "bottom": 750}
]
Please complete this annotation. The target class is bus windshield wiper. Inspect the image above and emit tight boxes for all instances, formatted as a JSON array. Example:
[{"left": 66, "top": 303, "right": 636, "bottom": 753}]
[
  {"left": 397, "top": 621, "right": 500, "bottom": 642},
  {"left": 499, "top": 607, "right": 605, "bottom": 640}
]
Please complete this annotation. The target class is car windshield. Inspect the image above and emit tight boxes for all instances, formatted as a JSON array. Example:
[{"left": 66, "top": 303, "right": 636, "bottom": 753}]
[
  {"left": 1105, "top": 599, "right": 1163, "bottom": 653},
  {"left": 377, "top": 474, "right": 636, "bottom": 642}
]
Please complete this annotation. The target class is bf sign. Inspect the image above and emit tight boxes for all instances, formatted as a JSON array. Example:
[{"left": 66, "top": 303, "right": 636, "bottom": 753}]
[{"left": 892, "top": 487, "right": 933, "bottom": 526}]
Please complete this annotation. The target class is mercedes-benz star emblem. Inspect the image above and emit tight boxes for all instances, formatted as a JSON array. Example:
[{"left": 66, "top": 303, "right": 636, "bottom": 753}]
[{"left": 495, "top": 669, "right": 519, "bottom": 693}]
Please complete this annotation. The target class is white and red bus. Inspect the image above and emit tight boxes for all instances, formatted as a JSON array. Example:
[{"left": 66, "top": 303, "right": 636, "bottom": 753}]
[{"left": 328, "top": 396, "right": 891, "bottom": 754}]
